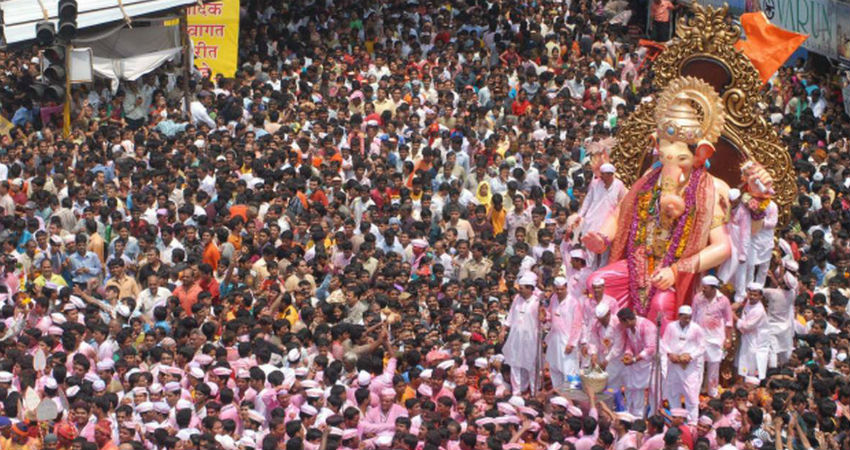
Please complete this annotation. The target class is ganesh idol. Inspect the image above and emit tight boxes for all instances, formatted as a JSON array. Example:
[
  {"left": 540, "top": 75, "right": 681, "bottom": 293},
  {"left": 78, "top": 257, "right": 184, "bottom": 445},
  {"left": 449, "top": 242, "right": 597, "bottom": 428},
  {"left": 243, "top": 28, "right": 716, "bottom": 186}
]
[{"left": 582, "top": 77, "right": 774, "bottom": 325}]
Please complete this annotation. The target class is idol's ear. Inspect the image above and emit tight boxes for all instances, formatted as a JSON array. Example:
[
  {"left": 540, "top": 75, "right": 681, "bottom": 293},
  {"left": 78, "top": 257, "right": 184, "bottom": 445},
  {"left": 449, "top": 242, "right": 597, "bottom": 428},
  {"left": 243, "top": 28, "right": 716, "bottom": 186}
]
[
  {"left": 649, "top": 131, "right": 659, "bottom": 155},
  {"left": 694, "top": 139, "right": 715, "bottom": 167}
]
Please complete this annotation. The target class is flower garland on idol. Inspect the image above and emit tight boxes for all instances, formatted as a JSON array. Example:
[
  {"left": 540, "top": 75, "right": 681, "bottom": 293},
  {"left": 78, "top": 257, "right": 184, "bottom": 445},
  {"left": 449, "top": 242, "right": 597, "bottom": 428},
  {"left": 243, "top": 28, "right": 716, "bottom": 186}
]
[
  {"left": 742, "top": 193, "right": 770, "bottom": 220},
  {"left": 625, "top": 166, "right": 702, "bottom": 315}
]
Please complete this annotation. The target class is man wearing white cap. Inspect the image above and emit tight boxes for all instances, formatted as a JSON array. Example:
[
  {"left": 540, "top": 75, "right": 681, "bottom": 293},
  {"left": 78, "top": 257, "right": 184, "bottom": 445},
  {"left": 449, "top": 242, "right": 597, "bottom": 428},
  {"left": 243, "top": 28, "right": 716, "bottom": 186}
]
[
  {"left": 717, "top": 188, "right": 748, "bottom": 300},
  {"left": 691, "top": 275, "right": 733, "bottom": 396},
  {"left": 503, "top": 273, "right": 542, "bottom": 394},
  {"left": 660, "top": 305, "right": 705, "bottom": 422},
  {"left": 764, "top": 260, "right": 799, "bottom": 367},
  {"left": 565, "top": 249, "right": 593, "bottom": 301},
  {"left": 582, "top": 278, "right": 619, "bottom": 340},
  {"left": 573, "top": 162, "right": 626, "bottom": 268},
  {"left": 734, "top": 283, "right": 768, "bottom": 379},
  {"left": 545, "top": 276, "right": 584, "bottom": 388},
  {"left": 584, "top": 302, "right": 619, "bottom": 370}
]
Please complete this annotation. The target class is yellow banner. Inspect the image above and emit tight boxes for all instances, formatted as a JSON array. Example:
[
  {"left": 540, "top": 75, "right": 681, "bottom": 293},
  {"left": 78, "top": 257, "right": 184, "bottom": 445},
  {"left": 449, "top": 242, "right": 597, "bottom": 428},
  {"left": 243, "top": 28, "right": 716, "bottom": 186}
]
[
  {"left": 0, "top": 115, "right": 12, "bottom": 138},
  {"left": 187, "top": 0, "right": 239, "bottom": 77}
]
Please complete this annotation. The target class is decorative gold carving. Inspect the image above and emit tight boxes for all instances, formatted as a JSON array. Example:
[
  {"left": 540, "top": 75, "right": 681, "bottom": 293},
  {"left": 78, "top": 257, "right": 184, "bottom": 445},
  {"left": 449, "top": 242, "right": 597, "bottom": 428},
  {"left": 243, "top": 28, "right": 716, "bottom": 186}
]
[
  {"left": 610, "top": 3, "right": 796, "bottom": 226},
  {"left": 655, "top": 76, "right": 726, "bottom": 144}
]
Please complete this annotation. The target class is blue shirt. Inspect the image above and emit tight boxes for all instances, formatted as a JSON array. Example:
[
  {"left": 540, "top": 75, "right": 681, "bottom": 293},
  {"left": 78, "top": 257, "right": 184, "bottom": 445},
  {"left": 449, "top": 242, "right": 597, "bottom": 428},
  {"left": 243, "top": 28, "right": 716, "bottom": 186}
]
[
  {"left": 812, "top": 263, "right": 835, "bottom": 287},
  {"left": 11, "top": 107, "right": 33, "bottom": 126},
  {"left": 155, "top": 120, "right": 188, "bottom": 137},
  {"left": 91, "top": 164, "right": 116, "bottom": 182},
  {"left": 69, "top": 251, "right": 102, "bottom": 284}
]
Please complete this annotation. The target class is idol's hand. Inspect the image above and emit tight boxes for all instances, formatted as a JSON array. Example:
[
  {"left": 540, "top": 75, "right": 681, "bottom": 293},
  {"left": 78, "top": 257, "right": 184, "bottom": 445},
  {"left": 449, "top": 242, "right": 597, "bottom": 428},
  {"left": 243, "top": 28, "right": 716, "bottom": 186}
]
[
  {"left": 582, "top": 232, "right": 608, "bottom": 254},
  {"left": 651, "top": 267, "right": 675, "bottom": 290},
  {"left": 567, "top": 214, "right": 581, "bottom": 233},
  {"left": 743, "top": 161, "right": 774, "bottom": 198}
]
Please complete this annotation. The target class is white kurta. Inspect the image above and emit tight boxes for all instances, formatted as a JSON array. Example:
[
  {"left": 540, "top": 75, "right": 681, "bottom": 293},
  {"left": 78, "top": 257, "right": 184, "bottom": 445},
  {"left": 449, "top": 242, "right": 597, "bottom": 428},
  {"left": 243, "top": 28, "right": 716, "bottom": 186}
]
[
  {"left": 692, "top": 292, "right": 733, "bottom": 363},
  {"left": 764, "top": 275, "right": 797, "bottom": 355},
  {"left": 581, "top": 294, "right": 619, "bottom": 340},
  {"left": 566, "top": 266, "right": 593, "bottom": 301},
  {"left": 717, "top": 204, "right": 749, "bottom": 283},
  {"left": 661, "top": 321, "right": 706, "bottom": 419},
  {"left": 608, "top": 317, "right": 657, "bottom": 390},
  {"left": 586, "top": 316, "right": 620, "bottom": 358},
  {"left": 577, "top": 177, "right": 626, "bottom": 237},
  {"left": 546, "top": 293, "right": 584, "bottom": 380},
  {"left": 736, "top": 301, "right": 767, "bottom": 378},
  {"left": 750, "top": 201, "right": 778, "bottom": 265},
  {"left": 503, "top": 294, "right": 541, "bottom": 370}
]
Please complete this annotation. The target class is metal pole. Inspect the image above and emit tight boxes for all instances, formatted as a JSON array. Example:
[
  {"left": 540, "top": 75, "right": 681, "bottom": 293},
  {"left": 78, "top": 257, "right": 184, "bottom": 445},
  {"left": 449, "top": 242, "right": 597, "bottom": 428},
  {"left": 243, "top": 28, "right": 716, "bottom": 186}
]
[
  {"left": 179, "top": 8, "right": 193, "bottom": 122},
  {"left": 62, "top": 42, "right": 71, "bottom": 138},
  {"left": 534, "top": 304, "right": 542, "bottom": 396},
  {"left": 649, "top": 311, "right": 663, "bottom": 419}
]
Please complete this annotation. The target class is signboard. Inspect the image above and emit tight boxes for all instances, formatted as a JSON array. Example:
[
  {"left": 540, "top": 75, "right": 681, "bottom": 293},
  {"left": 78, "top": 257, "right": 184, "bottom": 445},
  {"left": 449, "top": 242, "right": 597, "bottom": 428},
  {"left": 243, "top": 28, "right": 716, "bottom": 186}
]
[
  {"left": 186, "top": 0, "right": 239, "bottom": 77},
  {"left": 758, "top": 0, "right": 835, "bottom": 57},
  {"left": 69, "top": 47, "right": 93, "bottom": 83},
  {"left": 835, "top": 1, "right": 850, "bottom": 62}
]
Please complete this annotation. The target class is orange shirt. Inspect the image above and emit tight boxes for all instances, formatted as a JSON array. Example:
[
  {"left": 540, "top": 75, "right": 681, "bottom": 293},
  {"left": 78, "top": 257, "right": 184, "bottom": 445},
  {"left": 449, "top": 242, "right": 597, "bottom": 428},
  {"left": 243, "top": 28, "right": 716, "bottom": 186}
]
[
  {"left": 229, "top": 205, "right": 248, "bottom": 221},
  {"left": 202, "top": 242, "right": 221, "bottom": 271},
  {"left": 490, "top": 208, "right": 507, "bottom": 235},
  {"left": 173, "top": 283, "right": 202, "bottom": 316},
  {"left": 228, "top": 234, "right": 242, "bottom": 252},
  {"left": 296, "top": 191, "right": 309, "bottom": 209}
]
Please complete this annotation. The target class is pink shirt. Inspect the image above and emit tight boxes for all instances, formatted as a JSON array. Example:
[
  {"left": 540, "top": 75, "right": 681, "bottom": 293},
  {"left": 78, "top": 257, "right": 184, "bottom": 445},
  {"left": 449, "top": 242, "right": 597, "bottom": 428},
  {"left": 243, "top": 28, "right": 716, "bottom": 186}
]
[
  {"left": 639, "top": 433, "right": 665, "bottom": 450},
  {"left": 362, "top": 404, "right": 408, "bottom": 434}
]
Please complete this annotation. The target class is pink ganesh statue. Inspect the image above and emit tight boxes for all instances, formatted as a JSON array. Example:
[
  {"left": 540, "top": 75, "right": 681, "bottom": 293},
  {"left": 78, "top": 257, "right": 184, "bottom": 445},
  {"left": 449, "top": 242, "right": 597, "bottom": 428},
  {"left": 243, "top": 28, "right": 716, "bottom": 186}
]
[{"left": 582, "top": 77, "right": 774, "bottom": 325}]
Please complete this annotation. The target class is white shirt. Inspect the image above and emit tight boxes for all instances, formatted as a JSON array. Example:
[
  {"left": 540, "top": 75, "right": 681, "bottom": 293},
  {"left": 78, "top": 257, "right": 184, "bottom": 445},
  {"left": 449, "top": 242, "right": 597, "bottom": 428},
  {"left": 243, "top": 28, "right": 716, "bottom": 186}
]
[
  {"left": 190, "top": 101, "right": 216, "bottom": 128},
  {"left": 137, "top": 286, "right": 172, "bottom": 317}
]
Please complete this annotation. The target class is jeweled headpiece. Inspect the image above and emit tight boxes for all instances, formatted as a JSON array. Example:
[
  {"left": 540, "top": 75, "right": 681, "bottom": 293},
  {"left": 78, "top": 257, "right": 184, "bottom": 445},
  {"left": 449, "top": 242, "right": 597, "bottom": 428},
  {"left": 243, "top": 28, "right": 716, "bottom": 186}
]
[{"left": 654, "top": 77, "right": 725, "bottom": 145}]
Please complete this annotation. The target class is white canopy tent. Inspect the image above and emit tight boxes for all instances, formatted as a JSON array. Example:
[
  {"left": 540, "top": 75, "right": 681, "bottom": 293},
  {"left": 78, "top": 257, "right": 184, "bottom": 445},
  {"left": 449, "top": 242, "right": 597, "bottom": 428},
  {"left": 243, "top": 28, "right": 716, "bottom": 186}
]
[{"left": 73, "top": 19, "right": 186, "bottom": 91}]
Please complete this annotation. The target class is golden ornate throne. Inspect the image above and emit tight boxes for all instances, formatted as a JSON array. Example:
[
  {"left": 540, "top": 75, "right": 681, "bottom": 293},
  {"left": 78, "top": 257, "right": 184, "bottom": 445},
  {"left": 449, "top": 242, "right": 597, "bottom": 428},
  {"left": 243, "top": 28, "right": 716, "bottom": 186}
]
[{"left": 611, "top": 4, "right": 796, "bottom": 225}]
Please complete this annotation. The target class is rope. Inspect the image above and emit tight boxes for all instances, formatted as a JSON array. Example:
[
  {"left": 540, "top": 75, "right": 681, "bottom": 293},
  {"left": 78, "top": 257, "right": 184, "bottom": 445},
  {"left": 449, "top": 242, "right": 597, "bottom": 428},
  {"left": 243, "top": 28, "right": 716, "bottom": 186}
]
[
  {"left": 117, "top": 0, "right": 133, "bottom": 28},
  {"left": 36, "top": 0, "right": 50, "bottom": 20}
]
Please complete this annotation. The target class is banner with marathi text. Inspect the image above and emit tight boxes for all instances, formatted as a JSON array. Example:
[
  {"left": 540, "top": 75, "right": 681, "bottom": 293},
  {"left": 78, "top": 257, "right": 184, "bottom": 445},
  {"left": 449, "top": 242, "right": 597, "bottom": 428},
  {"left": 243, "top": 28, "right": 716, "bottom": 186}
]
[{"left": 187, "top": 0, "right": 239, "bottom": 77}]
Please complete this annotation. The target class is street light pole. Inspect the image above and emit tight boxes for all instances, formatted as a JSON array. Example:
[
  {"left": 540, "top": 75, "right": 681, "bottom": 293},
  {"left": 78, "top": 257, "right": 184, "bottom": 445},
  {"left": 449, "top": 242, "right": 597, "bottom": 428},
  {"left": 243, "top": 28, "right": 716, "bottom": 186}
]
[{"left": 63, "top": 42, "right": 71, "bottom": 138}]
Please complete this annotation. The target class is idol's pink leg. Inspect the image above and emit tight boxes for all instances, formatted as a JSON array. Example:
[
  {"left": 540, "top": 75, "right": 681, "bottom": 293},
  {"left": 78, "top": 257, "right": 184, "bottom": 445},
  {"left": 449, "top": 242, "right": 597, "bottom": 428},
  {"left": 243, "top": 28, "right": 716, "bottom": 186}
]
[
  {"left": 586, "top": 259, "right": 630, "bottom": 311},
  {"left": 647, "top": 289, "right": 677, "bottom": 332}
]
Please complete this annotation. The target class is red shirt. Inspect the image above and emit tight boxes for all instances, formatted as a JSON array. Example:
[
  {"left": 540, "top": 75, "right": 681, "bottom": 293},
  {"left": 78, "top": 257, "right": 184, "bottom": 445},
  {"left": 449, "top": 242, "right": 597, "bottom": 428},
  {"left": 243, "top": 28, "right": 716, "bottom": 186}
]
[
  {"left": 512, "top": 99, "right": 531, "bottom": 116},
  {"left": 198, "top": 277, "right": 221, "bottom": 302},
  {"left": 310, "top": 189, "right": 329, "bottom": 207}
]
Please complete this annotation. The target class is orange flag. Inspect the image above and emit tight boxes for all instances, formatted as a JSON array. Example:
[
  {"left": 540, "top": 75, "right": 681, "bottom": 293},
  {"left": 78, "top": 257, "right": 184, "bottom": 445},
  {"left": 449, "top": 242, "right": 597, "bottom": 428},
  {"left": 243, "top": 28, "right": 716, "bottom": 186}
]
[{"left": 734, "top": 12, "right": 808, "bottom": 84}]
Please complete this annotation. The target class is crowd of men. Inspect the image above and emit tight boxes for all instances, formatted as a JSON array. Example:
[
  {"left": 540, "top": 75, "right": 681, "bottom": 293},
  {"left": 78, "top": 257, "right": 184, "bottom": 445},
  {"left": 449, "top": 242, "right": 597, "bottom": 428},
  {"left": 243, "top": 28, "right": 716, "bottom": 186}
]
[{"left": 0, "top": 0, "right": 847, "bottom": 449}]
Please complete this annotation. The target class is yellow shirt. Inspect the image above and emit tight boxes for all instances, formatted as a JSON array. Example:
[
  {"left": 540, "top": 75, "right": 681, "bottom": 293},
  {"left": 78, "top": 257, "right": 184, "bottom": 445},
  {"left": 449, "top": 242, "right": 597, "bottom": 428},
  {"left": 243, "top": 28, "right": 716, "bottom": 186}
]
[
  {"left": 490, "top": 208, "right": 507, "bottom": 235},
  {"left": 278, "top": 304, "right": 298, "bottom": 327},
  {"left": 0, "top": 436, "right": 38, "bottom": 450},
  {"left": 105, "top": 275, "right": 140, "bottom": 299},
  {"left": 33, "top": 274, "right": 67, "bottom": 288}
]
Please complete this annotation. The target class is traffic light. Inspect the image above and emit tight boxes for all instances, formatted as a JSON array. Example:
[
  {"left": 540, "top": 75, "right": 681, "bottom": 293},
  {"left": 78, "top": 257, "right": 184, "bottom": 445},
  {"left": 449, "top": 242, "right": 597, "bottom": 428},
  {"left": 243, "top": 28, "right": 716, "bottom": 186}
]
[
  {"left": 30, "top": 0, "right": 77, "bottom": 103},
  {"left": 30, "top": 46, "right": 66, "bottom": 103},
  {"left": 57, "top": 0, "right": 77, "bottom": 40},
  {"left": 35, "top": 21, "right": 55, "bottom": 46}
]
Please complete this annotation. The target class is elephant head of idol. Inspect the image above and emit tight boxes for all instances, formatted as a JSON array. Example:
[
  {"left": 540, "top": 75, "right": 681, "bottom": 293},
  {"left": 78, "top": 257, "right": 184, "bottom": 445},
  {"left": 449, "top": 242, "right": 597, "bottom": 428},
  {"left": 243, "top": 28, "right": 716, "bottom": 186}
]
[{"left": 653, "top": 77, "right": 726, "bottom": 207}]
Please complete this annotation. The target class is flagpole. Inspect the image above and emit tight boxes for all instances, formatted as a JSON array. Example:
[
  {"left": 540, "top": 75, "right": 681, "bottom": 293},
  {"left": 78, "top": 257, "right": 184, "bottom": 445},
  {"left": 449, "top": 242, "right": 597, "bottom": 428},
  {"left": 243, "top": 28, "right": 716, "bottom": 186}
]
[
  {"left": 649, "top": 311, "right": 663, "bottom": 419},
  {"left": 534, "top": 302, "right": 543, "bottom": 396}
]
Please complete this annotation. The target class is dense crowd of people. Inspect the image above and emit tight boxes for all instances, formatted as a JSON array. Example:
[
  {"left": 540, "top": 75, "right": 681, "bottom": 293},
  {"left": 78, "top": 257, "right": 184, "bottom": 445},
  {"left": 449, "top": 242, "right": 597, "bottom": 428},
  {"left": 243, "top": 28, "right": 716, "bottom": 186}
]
[{"left": 0, "top": 0, "right": 847, "bottom": 450}]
